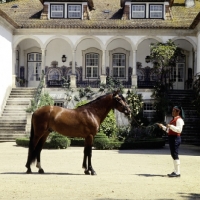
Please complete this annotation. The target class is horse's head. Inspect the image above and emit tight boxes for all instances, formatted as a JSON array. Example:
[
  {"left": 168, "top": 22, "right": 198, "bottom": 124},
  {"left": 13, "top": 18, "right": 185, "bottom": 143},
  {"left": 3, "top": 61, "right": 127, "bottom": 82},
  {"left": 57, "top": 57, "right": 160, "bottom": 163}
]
[{"left": 113, "top": 91, "right": 131, "bottom": 117}]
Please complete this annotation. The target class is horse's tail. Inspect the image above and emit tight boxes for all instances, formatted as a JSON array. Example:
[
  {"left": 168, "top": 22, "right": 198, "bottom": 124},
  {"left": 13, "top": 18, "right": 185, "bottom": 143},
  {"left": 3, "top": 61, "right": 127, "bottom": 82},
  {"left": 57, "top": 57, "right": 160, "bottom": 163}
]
[{"left": 28, "top": 115, "right": 37, "bottom": 164}]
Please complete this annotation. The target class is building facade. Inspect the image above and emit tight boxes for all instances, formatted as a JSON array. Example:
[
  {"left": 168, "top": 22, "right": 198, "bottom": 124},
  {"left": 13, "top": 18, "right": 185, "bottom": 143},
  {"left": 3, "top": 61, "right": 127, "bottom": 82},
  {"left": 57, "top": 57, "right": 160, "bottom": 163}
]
[{"left": 0, "top": 0, "right": 200, "bottom": 115}]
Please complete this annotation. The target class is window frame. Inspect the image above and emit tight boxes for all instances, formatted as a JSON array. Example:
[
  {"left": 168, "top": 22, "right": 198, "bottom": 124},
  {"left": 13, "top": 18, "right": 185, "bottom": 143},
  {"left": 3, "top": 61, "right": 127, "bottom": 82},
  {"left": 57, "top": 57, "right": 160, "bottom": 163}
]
[
  {"left": 85, "top": 53, "right": 99, "bottom": 79},
  {"left": 50, "top": 4, "right": 64, "bottom": 19},
  {"left": 149, "top": 4, "right": 163, "bottom": 19},
  {"left": 131, "top": 4, "right": 146, "bottom": 19},
  {"left": 112, "top": 53, "right": 126, "bottom": 78},
  {"left": 143, "top": 101, "right": 155, "bottom": 122},
  {"left": 67, "top": 4, "right": 82, "bottom": 19}
]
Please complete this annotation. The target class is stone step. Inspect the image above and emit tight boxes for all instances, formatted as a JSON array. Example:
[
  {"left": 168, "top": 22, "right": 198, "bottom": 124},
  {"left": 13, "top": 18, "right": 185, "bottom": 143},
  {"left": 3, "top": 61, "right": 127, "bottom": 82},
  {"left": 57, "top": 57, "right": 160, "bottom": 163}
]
[
  {"left": 0, "top": 123, "right": 26, "bottom": 126},
  {"left": 4, "top": 105, "right": 29, "bottom": 109},
  {"left": 0, "top": 119, "right": 26, "bottom": 123},
  {"left": 6, "top": 101, "right": 30, "bottom": 105},
  {"left": 0, "top": 127, "right": 25, "bottom": 135},
  {"left": 9, "top": 95, "right": 34, "bottom": 98},
  {"left": 0, "top": 133, "right": 27, "bottom": 142},
  {"left": 2, "top": 113, "right": 27, "bottom": 116}
]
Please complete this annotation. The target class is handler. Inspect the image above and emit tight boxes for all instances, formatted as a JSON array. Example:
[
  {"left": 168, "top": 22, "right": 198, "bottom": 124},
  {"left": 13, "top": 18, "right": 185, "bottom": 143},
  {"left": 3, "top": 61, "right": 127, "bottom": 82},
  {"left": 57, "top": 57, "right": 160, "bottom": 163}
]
[{"left": 157, "top": 106, "right": 185, "bottom": 177}]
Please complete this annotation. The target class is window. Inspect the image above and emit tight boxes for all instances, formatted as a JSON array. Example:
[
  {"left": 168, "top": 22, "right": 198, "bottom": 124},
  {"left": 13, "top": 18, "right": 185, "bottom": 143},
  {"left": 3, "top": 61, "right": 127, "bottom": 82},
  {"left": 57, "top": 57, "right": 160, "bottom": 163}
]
[
  {"left": 86, "top": 53, "right": 99, "bottom": 78},
  {"left": 112, "top": 54, "right": 125, "bottom": 78},
  {"left": 54, "top": 102, "right": 64, "bottom": 107},
  {"left": 27, "top": 52, "right": 41, "bottom": 82},
  {"left": 149, "top": 5, "right": 163, "bottom": 18},
  {"left": 51, "top": 5, "right": 64, "bottom": 18},
  {"left": 132, "top": 5, "right": 145, "bottom": 18},
  {"left": 68, "top": 5, "right": 81, "bottom": 18},
  {"left": 143, "top": 102, "right": 155, "bottom": 121}
]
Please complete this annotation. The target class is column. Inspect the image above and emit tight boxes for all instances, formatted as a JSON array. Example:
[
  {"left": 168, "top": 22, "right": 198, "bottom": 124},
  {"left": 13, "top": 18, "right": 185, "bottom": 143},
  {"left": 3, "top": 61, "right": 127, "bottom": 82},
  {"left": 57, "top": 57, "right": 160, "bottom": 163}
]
[
  {"left": 70, "top": 50, "right": 77, "bottom": 88},
  {"left": 41, "top": 48, "right": 46, "bottom": 87},
  {"left": 12, "top": 48, "right": 17, "bottom": 88},
  {"left": 131, "top": 50, "right": 137, "bottom": 88},
  {"left": 100, "top": 49, "right": 107, "bottom": 84},
  {"left": 196, "top": 31, "right": 200, "bottom": 75}
]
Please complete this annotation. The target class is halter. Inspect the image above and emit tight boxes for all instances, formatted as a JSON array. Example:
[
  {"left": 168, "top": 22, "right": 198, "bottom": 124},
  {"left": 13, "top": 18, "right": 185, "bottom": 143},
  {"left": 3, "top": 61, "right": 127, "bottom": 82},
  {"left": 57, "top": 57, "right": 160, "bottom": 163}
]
[{"left": 113, "top": 95, "right": 130, "bottom": 114}]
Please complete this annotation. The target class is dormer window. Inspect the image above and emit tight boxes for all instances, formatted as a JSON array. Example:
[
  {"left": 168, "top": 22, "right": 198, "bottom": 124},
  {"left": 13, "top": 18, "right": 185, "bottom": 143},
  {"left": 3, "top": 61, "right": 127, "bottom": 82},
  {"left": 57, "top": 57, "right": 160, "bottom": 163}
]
[
  {"left": 124, "top": 1, "right": 167, "bottom": 20},
  {"left": 47, "top": 2, "right": 88, "bottom": 19},
  {"left": 68, "top": 5, "right": 82, "bottom": 19},
  {"left": 149, "top": 5, "right": 163, "bottom": 18},
  {"left": 132, "top": 5, "right": 146, "bottom": 19},
  {"left": 51, "top": 5, "right": 64, "bottom": 18}
]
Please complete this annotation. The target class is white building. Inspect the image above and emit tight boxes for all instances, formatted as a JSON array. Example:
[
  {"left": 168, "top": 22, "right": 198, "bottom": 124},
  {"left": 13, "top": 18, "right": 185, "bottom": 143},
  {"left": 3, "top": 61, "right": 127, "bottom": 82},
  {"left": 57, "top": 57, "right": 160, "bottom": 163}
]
[{"left": 0, "top": 0, "right": 200, "bottom": 116}]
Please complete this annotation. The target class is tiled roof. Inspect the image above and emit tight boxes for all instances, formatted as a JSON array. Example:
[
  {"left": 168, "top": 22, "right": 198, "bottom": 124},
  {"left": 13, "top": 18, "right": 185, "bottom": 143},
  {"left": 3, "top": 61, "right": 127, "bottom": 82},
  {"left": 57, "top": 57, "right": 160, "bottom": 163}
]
[{"left": 0, "top": 0, "right": 199, "bottom": 29}]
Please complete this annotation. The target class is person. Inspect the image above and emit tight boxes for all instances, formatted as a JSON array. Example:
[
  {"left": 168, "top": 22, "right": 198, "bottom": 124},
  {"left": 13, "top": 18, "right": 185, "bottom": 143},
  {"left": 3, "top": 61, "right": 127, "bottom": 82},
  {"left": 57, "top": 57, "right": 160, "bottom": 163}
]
[{"left": 157, "top": 106, "right": 185, "bottom": 177}]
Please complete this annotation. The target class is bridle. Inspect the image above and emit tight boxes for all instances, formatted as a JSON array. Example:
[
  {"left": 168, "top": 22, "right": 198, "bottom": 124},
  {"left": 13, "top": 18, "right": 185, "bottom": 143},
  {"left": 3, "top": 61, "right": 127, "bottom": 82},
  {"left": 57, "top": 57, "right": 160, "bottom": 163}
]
[{"left": 113, "top": 95, "right": 130, "bottom": 115}]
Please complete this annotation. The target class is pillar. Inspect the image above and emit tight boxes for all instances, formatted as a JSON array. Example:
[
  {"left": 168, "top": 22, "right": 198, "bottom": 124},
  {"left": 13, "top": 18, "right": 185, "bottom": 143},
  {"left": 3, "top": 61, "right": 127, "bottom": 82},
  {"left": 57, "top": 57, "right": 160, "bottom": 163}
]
[
  {"left": 131, "top": 50, "right": 137, "bottom": 88},
  {"left": 100, "top": 49, "right": 107, "bottom": 84},
  {"left": 12, "top": 48, "right": 17, "bottom": 88}
]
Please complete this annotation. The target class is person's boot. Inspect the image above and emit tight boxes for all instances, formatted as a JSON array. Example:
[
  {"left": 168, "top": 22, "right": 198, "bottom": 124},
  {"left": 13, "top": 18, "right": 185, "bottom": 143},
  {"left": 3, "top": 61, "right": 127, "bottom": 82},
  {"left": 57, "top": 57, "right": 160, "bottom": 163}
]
[{"left": 168, "top": 159, "right": 180, "bottom": 177}]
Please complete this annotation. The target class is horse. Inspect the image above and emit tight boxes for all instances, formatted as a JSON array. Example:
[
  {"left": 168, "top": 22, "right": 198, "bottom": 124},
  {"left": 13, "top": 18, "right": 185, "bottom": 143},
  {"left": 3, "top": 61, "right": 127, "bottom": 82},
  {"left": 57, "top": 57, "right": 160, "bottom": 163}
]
[{"left": 25, "top": 90, "right": 131, "bottom": 175}]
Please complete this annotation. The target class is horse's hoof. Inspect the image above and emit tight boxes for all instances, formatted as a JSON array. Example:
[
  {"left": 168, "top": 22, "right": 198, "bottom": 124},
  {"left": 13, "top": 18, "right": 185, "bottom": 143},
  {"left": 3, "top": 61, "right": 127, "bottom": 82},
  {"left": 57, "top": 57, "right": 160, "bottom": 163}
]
[
  {"left": 91, "top": 171, "right": 97, "bottom": 175},
  {"left": 38, "top": 169, "right": 44, "bottom": 174},
  {"left": 84, "top": 170, "right": 90, "bottom": 175},
  {"left": 26, "top": 169, "right": 32, "bottom": 174}
]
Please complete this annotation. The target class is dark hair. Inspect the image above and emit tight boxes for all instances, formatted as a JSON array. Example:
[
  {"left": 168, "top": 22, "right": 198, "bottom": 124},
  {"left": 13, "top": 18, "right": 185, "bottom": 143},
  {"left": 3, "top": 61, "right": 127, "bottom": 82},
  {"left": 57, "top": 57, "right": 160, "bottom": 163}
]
[{"left": 173, "top": 106, "right": 185, "bottom": 120}]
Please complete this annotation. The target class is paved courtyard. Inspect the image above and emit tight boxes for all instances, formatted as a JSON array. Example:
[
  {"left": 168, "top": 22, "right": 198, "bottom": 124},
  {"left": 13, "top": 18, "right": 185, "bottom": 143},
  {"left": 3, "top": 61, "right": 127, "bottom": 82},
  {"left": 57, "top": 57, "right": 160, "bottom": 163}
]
[{"left": 0, "top": 142, "right": 200, "bottom": 200}]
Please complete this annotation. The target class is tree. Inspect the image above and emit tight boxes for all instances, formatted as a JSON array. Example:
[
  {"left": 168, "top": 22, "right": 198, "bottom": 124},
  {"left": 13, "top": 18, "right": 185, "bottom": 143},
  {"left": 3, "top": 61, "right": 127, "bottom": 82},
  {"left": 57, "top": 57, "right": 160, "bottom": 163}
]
[
  {"left": 150, "top": 39, "right": 183, "bottom": 86},
  {"left": 150, "top": 40, "right": 184, "bottom": 122}
]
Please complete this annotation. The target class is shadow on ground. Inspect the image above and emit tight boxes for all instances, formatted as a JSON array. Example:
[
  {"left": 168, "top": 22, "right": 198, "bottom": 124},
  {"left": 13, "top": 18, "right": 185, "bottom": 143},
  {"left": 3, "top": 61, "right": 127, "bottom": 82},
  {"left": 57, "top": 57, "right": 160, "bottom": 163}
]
[{"left": 117, "top": 144, "right": 200, "bottom": 156}]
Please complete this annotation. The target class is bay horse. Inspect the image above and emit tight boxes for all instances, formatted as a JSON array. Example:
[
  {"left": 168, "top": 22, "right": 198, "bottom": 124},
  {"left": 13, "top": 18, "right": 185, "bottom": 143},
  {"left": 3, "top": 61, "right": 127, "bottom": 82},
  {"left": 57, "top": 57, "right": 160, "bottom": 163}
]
[{"left": 25, "top": 91, "right": 131, "bottom": 175}]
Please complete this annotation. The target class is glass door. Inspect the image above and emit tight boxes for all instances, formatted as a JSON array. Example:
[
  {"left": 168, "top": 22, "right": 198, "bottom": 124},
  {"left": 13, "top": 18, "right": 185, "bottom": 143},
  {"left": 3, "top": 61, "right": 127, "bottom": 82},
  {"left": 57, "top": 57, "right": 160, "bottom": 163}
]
[{"left": 27, "top": 53, "right": 41, "bottom": 87}]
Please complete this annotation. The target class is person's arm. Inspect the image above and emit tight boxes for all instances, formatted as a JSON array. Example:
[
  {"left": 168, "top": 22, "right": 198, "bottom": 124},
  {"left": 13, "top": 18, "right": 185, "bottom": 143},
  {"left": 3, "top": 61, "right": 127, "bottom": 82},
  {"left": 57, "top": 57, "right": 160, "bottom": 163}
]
[
  {"left": 167, "top": 118, "right": 184, "bottom": 133},
  {"left": 157, "top": 123, "right": 168, "bottom": 132}
]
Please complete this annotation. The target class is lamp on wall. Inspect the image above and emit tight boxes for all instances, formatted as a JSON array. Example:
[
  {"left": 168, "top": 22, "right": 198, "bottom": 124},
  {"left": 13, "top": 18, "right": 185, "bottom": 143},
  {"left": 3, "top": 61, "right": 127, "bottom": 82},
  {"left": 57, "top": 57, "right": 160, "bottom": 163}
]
[
  {"left": 62, "top": 55, "right": 67, "bottom": 63},
  {"left": 145, "top": 55, "right": 151, "bottom": 63}
]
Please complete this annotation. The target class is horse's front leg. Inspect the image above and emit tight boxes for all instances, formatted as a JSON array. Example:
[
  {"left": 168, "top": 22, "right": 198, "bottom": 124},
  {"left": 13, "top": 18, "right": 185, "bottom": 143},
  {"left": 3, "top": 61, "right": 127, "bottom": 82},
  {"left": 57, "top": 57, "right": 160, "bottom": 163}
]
[{"left": 82, "top": 135, "right": 96, "bottom": 175}]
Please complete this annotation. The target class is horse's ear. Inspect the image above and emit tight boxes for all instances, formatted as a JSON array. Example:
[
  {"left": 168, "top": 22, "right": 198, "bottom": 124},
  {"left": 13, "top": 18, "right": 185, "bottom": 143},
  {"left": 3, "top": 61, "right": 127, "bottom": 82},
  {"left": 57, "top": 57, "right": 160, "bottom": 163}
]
[{"left": 113, "top": 90, "right": 120, "bottom": 97}]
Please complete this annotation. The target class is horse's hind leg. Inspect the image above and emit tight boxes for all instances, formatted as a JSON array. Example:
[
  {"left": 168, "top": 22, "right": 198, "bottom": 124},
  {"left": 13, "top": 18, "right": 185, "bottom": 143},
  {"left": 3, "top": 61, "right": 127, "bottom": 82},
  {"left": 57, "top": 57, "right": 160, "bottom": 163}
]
[
  {"left": 25, "top": 135, "right": 40, "bottom": 174},
  {"left": 35, "top": 134, "right": 49, "bottom": 174},
  {"left": 83, "top": 135, "right": 96, "bottom": 175}
]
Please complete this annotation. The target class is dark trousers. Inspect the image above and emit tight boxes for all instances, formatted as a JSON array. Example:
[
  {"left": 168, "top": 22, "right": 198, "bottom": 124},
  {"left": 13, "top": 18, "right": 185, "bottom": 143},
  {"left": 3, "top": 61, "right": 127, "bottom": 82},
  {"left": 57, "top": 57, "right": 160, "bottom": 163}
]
[{"left": 168, "top": 135, "right": 181, "bottom": 160}]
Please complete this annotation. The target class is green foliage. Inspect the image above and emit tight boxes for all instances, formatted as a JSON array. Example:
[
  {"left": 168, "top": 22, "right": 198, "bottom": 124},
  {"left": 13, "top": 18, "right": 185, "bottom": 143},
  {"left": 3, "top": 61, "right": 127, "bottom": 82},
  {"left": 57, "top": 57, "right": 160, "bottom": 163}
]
[
  {"left": 74, "top": 86, "right": 94, "bottom": 101},
  {"left": 26, "top": 73, "right": 49, "bottom": 113},
  {"left": 70, "top": 138, "right": 85, "bottom": 146},
  {"left": 47, "top": 132, "right": 70, "bottom": 149},
  {"left": 99, "top": 109, "right": 117, "bottom": 138},
  {"left": 74, "top": 100, "right": 88, "bottom": 108},
  {"left": 151, "top": 82, "right": 170, "bottom": 122},
  {"left": 99, "top": 76, "right": 124, "bottom": 93},
  {"left": 126, "top": 89, "right": 147, "bottom": 126},
  {"left": 93, "top": 132, "right": 110, "bottom": 150},
  {"left": 150, "top": 40, "right": 183, "bottom": 85},
  {"left": 26, "top": 99, "right": 37, "bottom": 113},
  {"left": 16, "top": 132, "right": 70, "bottom": 149}
]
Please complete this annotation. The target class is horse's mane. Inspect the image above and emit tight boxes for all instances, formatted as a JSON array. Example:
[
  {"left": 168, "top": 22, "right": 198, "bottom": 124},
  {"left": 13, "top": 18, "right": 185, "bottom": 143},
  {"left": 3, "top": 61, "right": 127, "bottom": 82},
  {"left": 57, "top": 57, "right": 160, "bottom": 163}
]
[{"left": 76, "top": 93, "right": 112, "bottom": 108}]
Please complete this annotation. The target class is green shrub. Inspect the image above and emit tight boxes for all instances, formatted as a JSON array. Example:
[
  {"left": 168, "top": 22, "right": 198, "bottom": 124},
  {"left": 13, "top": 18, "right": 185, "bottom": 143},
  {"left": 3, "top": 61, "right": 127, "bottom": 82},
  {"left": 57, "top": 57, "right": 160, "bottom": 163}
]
[
  {"left": 16, "top": 137, "right": 29, "bottom": 147},
  {"left": 47, "top": 132, "right": 70, "bottom": 149},
  {"left": 70, "top": 137, "right": 85, "bottom": 146},
  {"left": 16, "top": 132, "right": 70, "bottom": 149},
  {"left": 93, "top": 132, "right": 110, "bottom": 150},
  {"left": 99, "top": 109, "right": 117, "bottom": 138}
]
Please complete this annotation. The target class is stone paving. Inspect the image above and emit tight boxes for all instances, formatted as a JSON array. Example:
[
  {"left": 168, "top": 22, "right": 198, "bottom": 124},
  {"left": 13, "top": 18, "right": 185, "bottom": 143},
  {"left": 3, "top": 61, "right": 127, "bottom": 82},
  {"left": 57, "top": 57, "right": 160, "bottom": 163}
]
[{"left": 0, "top": 142, "right": 200, "bottom": 200}]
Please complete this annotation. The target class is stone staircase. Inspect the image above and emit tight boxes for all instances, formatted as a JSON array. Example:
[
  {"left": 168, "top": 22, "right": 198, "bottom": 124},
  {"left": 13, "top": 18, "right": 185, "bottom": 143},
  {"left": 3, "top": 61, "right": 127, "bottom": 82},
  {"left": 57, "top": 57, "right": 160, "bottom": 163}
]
[
  {"left": 0, "top": 88, "right": 36, "bottom": 142},
  {"left": 167, "top": 90, "right": 200, "bottom": 145}
]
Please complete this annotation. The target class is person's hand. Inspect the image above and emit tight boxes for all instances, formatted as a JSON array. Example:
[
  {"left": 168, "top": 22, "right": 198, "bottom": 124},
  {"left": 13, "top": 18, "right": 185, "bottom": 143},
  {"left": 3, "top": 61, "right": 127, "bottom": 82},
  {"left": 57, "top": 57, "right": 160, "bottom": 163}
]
[{"left": 157, "top": 123, "right": 163, "bottom": 128}]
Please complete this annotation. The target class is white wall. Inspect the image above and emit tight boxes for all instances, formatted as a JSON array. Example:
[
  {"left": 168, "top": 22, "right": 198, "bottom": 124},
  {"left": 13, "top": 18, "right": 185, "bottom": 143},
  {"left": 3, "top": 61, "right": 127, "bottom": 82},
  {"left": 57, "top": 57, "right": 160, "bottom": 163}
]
[{"left": 0, "top": 23, "right": 13, "bottom": 115}]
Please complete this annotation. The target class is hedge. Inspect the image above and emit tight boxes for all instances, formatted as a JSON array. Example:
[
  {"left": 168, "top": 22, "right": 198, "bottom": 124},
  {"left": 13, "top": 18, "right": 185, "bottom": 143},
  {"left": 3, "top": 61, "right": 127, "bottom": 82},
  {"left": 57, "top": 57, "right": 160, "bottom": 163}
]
[{"left": 16, "top": 136, "right": 165, "bottom": 150}]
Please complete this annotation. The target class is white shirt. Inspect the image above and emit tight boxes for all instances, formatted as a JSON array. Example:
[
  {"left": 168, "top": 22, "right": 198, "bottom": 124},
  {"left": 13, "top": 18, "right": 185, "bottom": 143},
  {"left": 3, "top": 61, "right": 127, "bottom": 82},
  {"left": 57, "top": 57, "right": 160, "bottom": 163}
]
[{"left": 161, "top": 117, "right": 184, "bottom": 134}]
